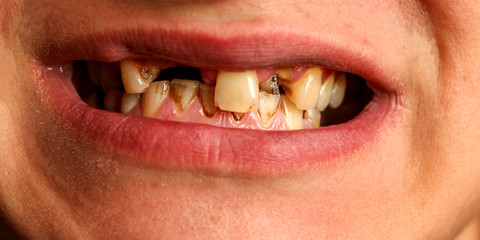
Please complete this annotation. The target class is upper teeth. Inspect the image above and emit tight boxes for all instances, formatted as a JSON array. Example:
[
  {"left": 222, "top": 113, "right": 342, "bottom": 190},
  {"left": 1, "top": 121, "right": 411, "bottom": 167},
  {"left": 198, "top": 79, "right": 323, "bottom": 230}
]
[
  {"left": 120, "top": 59, "right": 161, "bottom": 94},
  {"left": 280, "top": 66, "right": 323, "bottom": 110},
  {"left": 214, "top": 70, "right": 259, "bottom": 113}
]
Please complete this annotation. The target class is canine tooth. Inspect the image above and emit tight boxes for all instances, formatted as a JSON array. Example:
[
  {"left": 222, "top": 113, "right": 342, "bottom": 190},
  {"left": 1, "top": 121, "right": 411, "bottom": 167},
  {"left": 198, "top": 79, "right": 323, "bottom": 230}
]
[
  {"left": 281, "top": 67, "right": 322, "bottom": 110},
  {"left": 232, "top": 112, "right": 245, "bottom": 121},
  {"left": 104, "top": 89, "right": 123, "bottom": 112},
  {"left": 316, "top": 73, "right": 335, "bottom": 111},
  {"left": 120, "top": 59, "right": 160, "bottom": 94},
  {"left": 141, "top": 81, "right": 170, "bottom": 118},
  {"left": 215, "top": 71, "right": 259, "bottom": 113},
  {"left": 259, "top": 75, "right": 280, "bottom": 94},
  {"left": 304, "top": 108, "right": 321, "bottom": 128},
  {"left": 279, "top": 95, "right": 304, "bottom": 130},
  {"left": 199, "top": 83, "right": 218, "bottom": 117},
  {"left": 121, "top": 93, "right": 142, "bottom": 114},
  {"left": 257, "top": 91, "right": 280, "bottom": 125},
  {"left": 329, "top": 73, "right": 347, "bottom": 109},
  {"left": 170, "top": 79, "right": 200, "bottom": 113}
]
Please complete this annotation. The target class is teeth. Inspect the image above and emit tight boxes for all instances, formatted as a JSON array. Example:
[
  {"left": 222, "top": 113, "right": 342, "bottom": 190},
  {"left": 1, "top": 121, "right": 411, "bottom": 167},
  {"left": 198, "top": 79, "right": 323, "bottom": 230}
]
[
  {"left": 276, "top": 68, "right": 292, "bottom": 80},
  {"left": 215, "top": 71, "right": 259, "bottom": 113},
  {"left": 104, "top": 89, "right": 123, "bottom": 112},
  {"left": 199, "top": 83, "right": 218, "bottom": 117},
  {"left": 121, "top": 93, "right": 142, "bottom": 114},
  {"left": 329, "top": 73, "right": 347, "bottom": 109},
  {"left": 279, "top": 95, "right": 304, "bottom": 130},
  {"left": 259, "top": 75, "right": 280, "bottom": 94},
  {"left": 170, "top": 79, "right": 200, "bottom": 113},
  {"left": 232, "top": 112, "right": 245, "bottom": 121},
  {"left": 141, "top": 81, "right": 170, "bottom": 118},
  {"left": 304, "top": 108, "right": 321, "bottom": 128},
  {"left": 120, "top": 59, "right": 161, "bottom": 94},
  {"left": 257, "top": 91, "right": 280, "bottom": 125},
  {"left": 281, "top": 67, "right": 322, "bottom": 110},
  {"left": 316, "top": 73, "right": 335, "bottom": 111}
]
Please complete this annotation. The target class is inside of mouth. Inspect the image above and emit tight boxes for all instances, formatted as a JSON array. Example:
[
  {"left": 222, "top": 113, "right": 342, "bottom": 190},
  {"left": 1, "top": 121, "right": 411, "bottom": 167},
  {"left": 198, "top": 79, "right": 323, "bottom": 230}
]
[{"left": 71, "top": 60, "right": 373, "bottom": 130}]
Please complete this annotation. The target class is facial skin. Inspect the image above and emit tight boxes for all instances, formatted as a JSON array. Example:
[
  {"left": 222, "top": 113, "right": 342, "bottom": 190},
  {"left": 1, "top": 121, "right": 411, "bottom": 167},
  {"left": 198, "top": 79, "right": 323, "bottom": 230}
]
[{"left": 1, "top": 0, "right": 480, "bottom": 239}]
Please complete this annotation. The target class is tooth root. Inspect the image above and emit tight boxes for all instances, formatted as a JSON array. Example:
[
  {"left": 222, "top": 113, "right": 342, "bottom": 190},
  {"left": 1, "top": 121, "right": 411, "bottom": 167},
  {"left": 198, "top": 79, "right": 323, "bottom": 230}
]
[
  {"left": 316, "top": 73, "right": 335, "bottom": 111},
  {"left": 215, "top": 71, "right": 259, "bottom": 113},
  {"left": 329, "top": 73, "right": 347, "bottom": 109},
  {"left": 120, "top": 59, "right": 160, "bottom": 94},
  {"left": 232, "top": 112, "right": 245, "bottom": 121},
  {"left": 279, "top": 95, "right": 304, "bottom": 130},
  {"left": 199, "top": 83, "right": 218, "bottom": 117},
  {"left": 121, "top": 93, "right": 142, "bottom": 114},
  {"left": 304, "top": 108, "right": 321, "bottom": 128},
  {"left": 141, "top": 81, "right": 170, "bottom": 118},
  {"left": 257, "top": 91, "right": 280, "bottom": 125},
  {"left": 281, "top": 67, "right": 322, "bottom": 110},
  {"left": 170, "top": 79, "right": 200, "bottom": 113},
  {"left": 104, "top": 89, "right": 124, "bottom": 112},
  {"left": 259, "top": 75, "right": 279, "bottom": 94}
]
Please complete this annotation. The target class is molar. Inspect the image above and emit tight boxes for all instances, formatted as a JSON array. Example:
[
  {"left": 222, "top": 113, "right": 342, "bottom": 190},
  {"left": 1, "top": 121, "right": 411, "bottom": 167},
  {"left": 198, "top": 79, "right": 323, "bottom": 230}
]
[
  {"left": 279, "top": 95, "right": 304, "bottom": 130},
  {"left": 170, "top": 79, "right": 200, "bottom": 113},
  {"left": 141, "top": 81, "right": 170, "bottom": 118},
  {"left": 280, "top": 67, "right": 322, "bottom": 110},
  {"left": 120, "top": 59, "right": 161, "bottom": 94},
  {"left": 215, "top": 71, "right": 259, "bottom": 113},
  {"left": 329, "top": 73, "right": 347, "bottom": 109}
]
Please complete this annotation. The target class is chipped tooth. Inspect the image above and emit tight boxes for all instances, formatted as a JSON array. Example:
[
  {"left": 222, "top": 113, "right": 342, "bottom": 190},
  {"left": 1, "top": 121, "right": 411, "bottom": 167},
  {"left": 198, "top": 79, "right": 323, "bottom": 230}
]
[
  {"left": 232, "top": 112, "right": 245, "bottom": 121},
  {"left": 281, "top": 67, "right": 322, "bottom": 110},
  {"left": 257, "top": 91, "right": 280, "bottom": 125},
  {"left": 170, "top": 79, "right": 200, "bottom": 113},
  {"left": 104, "top": 89, "right": 124, "bottom": 112},
  {"left": 316, "top": 73, "right": 335, "bottom": 111},
  {"left": 259, "top": 74, "right": 279, "bottom": 94},
  {"left": 215, "top": 71, "right": 259, "bottom": 113},
  {"left": 141, "top": 81, "right": 170, "bottom": 118},
  {"left": 120, "top": 59, "right": 160, "bottom": 94},
  {"left": 329, "top": 72, "right": 347, "bottom": 109},
  {"left": 304, "top": 108, "right": 321, "bottom": 128},
  {"left": 199, "top": 83, "right": 218, "bottom": 117},
  {"left": 121, "top": 93, "right": 142, "bottom": 114},
  {"left": 279, "top": 95, "right": 304, "bottom": 130}
]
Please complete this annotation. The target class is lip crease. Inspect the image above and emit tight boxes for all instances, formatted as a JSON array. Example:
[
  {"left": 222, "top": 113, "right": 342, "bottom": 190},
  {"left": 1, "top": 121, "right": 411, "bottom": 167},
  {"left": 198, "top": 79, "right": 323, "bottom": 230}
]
[{"left": 35, "top": 24, "right": 398, "bottom": 176}]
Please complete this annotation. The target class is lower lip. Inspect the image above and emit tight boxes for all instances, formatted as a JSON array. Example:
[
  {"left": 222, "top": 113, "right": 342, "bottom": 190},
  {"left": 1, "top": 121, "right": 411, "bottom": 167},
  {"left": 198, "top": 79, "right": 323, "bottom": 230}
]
[{"left": 39, "top": 64, "right": 396, "bottom": 176}]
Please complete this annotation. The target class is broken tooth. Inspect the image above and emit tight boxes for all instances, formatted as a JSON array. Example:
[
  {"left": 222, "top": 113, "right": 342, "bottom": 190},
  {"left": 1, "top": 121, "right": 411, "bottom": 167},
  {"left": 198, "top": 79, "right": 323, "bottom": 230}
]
[
  {"left": 259, "top": 74, "right": 280, "bottom": 94},
  {"left": 215, "top": 71, "right": 259, "bottom": 113},
  {"left": 170, "top": 79, "right": 200, "bottom": 113},
  {"left": 304, "top": 108, "right": 321, "bottom": 128},
  {"left": 316, "top": 73, "right": 335, "bottom": 111},
  {"left": 276, "top": 68, "right": 292, "bottom": 81},
  {"left": 199, "top": 83, "right": 218, "bottom": 117},
  {"left": 329, "top": 72, "right": 347, "bottom": 109},
  {"left": 141, "top": 81, "right": 170, "bottom": 118},
  {"left": 257, "top": 91, "right": 280, "bottom": 125},
  {"left": 232, "top": 112, "right": 245, "bottom": 122},
  {"left": 120, "top": 59, "right": 160, "bottom": 94},
  {"left": 281, "top": 67, "right": 322, "bottom": 110},
  {"left": 279, "top": 95, "right": 304, "bottom": 130},
  {"left": 121, "top": 93, "right": 142, "bottom": 114}
]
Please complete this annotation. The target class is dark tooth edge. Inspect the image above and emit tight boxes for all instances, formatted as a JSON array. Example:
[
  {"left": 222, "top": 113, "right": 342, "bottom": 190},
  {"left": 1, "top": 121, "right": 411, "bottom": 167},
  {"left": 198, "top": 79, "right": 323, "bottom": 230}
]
[{"left": 232, "top": 112, "right": 245, "bottom": 121}]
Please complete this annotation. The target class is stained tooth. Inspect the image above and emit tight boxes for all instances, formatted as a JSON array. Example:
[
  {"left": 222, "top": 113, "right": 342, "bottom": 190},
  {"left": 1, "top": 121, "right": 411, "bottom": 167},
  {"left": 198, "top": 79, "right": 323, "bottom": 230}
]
[
  {"left": 199, "top": 83, "right": 218, "bottom": 117},
  {"left": 257, "top": 91, "right": 280, "bottom": 125},
  {"left": 141, "top": 81, "right": 170, "bottom": 118},
  {"left": 232, "top": 112, "right": 245, "bottom": 121},
  {"left": 316, "top": 73, "right": 335, "bottom": 111},
  {"left": 104, "top": 89, "right": 123, "bottom": 112},
  {"left": 281, "top": 67, "right": 322, "bottom": 110},
  {"left": 276, "top": 68, "right": 292, "bottom": 80},
  {"left": 279, "top": 95, "right": 304, "bottom": 130},
  {"left": 120, "top": 59, "right": 160, "bottom": 94},
  {"left": 121, "top": 93, "right": 142, "bottom": 114},
  {"left": 259, "top": 74, "right": 280, "bottom": 94},
  {"left": 215, "top": 71, "right": 259, "bottom": 113},
  {"left": 304, "top": 108, "right": 321, "bottom": 128},
  {"left": 329, "top": 73, "right": 347, "bottom": 109},
  {"left": 170, "top": 79, "right": 200, "bottom": 113}
]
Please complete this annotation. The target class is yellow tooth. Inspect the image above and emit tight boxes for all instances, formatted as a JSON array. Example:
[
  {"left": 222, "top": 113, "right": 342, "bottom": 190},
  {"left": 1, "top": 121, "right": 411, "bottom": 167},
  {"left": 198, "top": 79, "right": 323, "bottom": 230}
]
[
  {"left": 120, "top": 59, "right": 160, "bottom": 94},
  {"left": 232, "top": 112, "right": 245, "bottom": 122},
  {"left": 329, "top": 73, "right": 347, "bottom": 109},
  {"left": 276, "top": 68, "right": 292, "bottom": 80},
  {"left": 281, "top": 67, "right": 322, "bottom": 110},
  {"left": 121, "top": 93, "right": 142, "bottom": 114},
  {"left": 316, "top": 73, "right": 335, "bottom": 111},
  {"left": 257, "top": 91, "right": 280, "bottom": 125},
  {"left": 215, "top": 71, "right": 259, "bottom": 113},
  {"left": 104, "top": 89, "right": 123, "bottom": 112},
  {"left": 199, "top": 83, "right": 218, "bottom": 117},
  {"left": 304, "top": 108, "right": 321, "bottom": 128},
  {"left": 141, "top": 81, "right": 170, "bottom": 118},
  {"left": 170, "top": 79, "right": 200, "bottom": 113},
  {"left": 279, "top": 95, "right": 304, "bottom": 130}
]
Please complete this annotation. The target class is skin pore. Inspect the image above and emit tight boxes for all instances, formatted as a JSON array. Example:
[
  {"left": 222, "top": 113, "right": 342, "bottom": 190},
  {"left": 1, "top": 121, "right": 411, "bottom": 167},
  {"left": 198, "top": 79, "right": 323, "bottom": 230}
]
[{"left": 1, "top": 0, "right": 480, "bottom": 239}]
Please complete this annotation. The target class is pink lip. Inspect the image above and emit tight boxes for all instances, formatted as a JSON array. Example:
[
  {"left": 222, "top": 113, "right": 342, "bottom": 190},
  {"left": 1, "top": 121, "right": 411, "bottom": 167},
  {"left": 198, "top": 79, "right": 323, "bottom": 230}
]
[{"left": 36, "top": 22, "right": 398, "bottom": 176}]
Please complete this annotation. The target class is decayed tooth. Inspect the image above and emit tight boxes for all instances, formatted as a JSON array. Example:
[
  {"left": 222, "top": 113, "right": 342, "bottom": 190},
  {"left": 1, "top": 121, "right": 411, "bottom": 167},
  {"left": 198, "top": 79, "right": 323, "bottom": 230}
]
[
  {"left": 199, "top": 83, "right": 218, "bottom": 117},
  {"left": 276, "top": 68, "right": 292, "bottom": 80},
  {"left": 279, "top": 95, "right": 304, "bottom": 130},
  {"left": 281, "top": 67, "right": 322, "bottom": 110},
  {"left": 170, "top": 79, "right": 200, "bottom": 113},
  {"left": 257, "top": 91, "right": 280, "bottom": 125},
  {"left": 215, "top": 71, "right": 259, "bottom": 113},
  {"left": 120, "top": 59, "right": 160, "bottom": 94},
  {"left": 329, "top": 73, "right": 347, "bottom": 109},
  {"left": 104, "top": 89, "right": 124, "bottom": 112},
  {"left": 232, "top": 112, "right": 245, "bottom": 121},
  {"left": 304, "top": 108, "right": 321, "bottom": 128},
  {"left": 141, "top": 81, "right": 170, "bottom": 118},
  {"left": 121, "top": 93, "right": 142, "bottom": 114},
  {"left": 316, "top": 73, "right": 335, "bottom": 111},
  {"left": 259, "top": 75, "right": 280, "bottom": 94}
]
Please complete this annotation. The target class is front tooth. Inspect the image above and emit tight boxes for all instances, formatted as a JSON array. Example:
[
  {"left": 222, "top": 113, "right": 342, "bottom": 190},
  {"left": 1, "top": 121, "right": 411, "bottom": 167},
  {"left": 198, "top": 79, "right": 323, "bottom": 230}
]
[
  {"left": 257, "top": 91, "right": 280, "bottom": 125},
  {"left": 142, "top": 81, "right": 170, "bottom": 118},
  {"left": 316, "top": 73, "right": 335, "bottom": 111},
  {"left": 329, "top": 73, "right": 347, "bottom": 109},
  {"left": 199, "top": 83, "right": 218, "bottom": 117},
  {"left": 279, "top": 95, "right": 304, "bottom": 130},
  {"left": 215, "top": 71, "right": 259, "bottom": 113},
  {"left": 120, "top": 59, "right": 160, "bottom": 94},
  {"left": 304, "top": 108, "right": 321, "bottom": 128},
  {"left": 121, "top": 93, "right": 142, "bottom": 114},
  {"left": 170, "top": 79, "right": 200, "bottom": 113},
  {"left": 259, "top": 75, "right": 280, "bottom": 94},
  {"left": 281, "top": 67, "right": 322, "bottom": 110}
]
